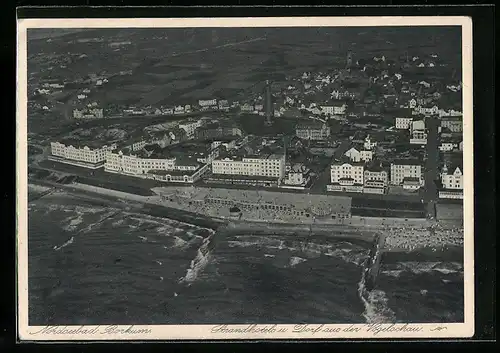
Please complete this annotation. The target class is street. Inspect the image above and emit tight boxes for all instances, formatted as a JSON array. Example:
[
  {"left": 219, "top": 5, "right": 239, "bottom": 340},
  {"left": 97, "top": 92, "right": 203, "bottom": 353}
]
[{"left": 424, "top": 115, "right": 440, "bottom": 218}]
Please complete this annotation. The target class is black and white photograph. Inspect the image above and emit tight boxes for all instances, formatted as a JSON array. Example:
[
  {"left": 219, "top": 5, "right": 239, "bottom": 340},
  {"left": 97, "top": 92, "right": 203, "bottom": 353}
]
[{"left": 17, "top": 16, "right": 474, "bottom": 340}]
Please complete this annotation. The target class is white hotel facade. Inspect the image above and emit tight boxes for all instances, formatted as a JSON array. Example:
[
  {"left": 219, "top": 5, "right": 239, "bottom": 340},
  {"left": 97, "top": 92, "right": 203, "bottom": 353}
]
[
  {"left": 327, "top": 162, "right": 365, "bottom": 193},
  {"left": 49, "top": 141, "right": 117, "bottom": 169},
  {"left": 105, "top": 150, "right": 209, "bottom": 183},
  {"left": 390, "top": 160, "right": 424, "bottom": 189},
  {"left": 211, "top": 154, "right": 286, "bottom": 179}
]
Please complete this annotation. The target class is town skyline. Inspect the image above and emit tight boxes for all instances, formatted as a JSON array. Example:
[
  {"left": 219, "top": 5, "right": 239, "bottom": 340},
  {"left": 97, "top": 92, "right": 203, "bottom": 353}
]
[{"left": 23, "top": 23, "right": 468, "bottom": 336}]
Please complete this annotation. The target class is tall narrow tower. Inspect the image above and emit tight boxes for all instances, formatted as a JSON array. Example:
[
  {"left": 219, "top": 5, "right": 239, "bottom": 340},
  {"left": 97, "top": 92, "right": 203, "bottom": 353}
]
[
  {"left": 264, "top": 80, "right": 273, "bottom": 126},
  {"left": 346, "top": 51, "right": 353, "bottom": 69}
]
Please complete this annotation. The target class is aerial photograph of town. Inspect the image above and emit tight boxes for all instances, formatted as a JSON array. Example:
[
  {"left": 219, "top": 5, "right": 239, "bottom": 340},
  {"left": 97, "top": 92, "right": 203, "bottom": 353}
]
[{"left": 26, "top": 25, "right": 465, "bottom": 326}]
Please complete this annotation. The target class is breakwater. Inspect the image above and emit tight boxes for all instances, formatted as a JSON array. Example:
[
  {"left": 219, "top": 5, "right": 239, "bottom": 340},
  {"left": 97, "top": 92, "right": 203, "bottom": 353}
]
[
  {"left": 28, "top": 186, "right": 57, "bottom": 202},
  {"left": 364, "top": 233, "right": 386, "bottom": 291},
  {"left": 223, "top": 220, "right": 376, "bottom": 246}
]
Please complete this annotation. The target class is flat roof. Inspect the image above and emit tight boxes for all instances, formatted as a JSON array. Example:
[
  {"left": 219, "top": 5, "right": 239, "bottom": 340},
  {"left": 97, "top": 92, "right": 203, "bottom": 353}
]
[
  {"left": 154, "top": 186, "right": 352, "bottom": 212},
  {"left": 147, "top": 169, "right": 197, "bottom": 176},
  {"left": 56, "top": 138, "right": 113, "bottom": 150},
  {"left": 331, "top": 158, "right": 365, "bottom": 167},
  {"left": 391, "top": 159, "right": 422, "bottom": 166}
]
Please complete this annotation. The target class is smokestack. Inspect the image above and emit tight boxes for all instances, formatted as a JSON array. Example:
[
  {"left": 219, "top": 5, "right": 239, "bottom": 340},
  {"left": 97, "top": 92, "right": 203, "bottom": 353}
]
[{"left": 264, "top": 80, "right": 273, "bottom": 126}]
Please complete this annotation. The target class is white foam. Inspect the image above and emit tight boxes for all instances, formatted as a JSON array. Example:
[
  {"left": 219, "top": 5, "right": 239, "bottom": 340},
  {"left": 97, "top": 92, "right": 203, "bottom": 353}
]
[
  {"left": 62, "top": 214, "right": 84, "bottom": 232},
  {"left": 28, "top": 183, "right": 52, "bottom": 193},
  {"left": 381, "top": 270, "right": 403, "bottom": 278},
  {"left": 358, "top": 265, "right": 396, "bottom": 324},
  {"left": 173, "top": 236, "right": 189, "bottom": 249},
  {"left": 179, "top": 233, "right": 214, "bottom": 284},
  {"left": 289, "top": 256, "right": 307, "bottom": 267},
  {"left": 53, "top": 237, "right": 74, "bottom": 251},
  {"left": 112, "top": 219, "right": 125, "bottom": 227}
]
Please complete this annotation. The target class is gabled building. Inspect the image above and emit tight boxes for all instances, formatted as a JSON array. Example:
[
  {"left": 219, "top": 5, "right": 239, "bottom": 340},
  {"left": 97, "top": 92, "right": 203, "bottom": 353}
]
[
  {"left": 49, "top": 140, "right": 117, "bottom": 169},
  {"left": 363, "top": 162, "right": 388, "bottom": 194},
  {"left": 363, "top": 135, "right": 377, "bottom": 150},
  {"left": 295, "top": 122, "right": 331, "bottom": 141},
  {"left": 344, "top": 147, "right": 373, "bottom": 163},
  {"left": 198, "top": 99, "right": 218, "bottom": 108},
  {"left": 395, "top": 117, "right": 413, "bottom": 129},
  {"left": 439, "top": 162, "right": 464, "bottom": 199},
  {"left": 440, "top": 116, "right": 463, "bottom": 133},
  {"left": 390, "top": 159, "right": 424, "bottom": 187},
  {"left": 327, "top": 160, "right": 364, "bottom": 193},
  {"left": 410, "top": 119, "right": 427, "bottom": 145}
]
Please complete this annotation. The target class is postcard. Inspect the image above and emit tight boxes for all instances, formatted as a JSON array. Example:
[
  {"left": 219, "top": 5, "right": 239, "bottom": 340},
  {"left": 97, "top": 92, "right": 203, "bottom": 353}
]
[{"left": 17, "top": 16, "right": 473, "bottom": 340}]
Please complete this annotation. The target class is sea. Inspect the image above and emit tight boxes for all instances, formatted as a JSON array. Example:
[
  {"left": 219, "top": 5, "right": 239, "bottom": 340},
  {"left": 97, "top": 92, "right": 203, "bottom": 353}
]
[{"left": 27, "top": 190, "right": 464, "bottom": 326}]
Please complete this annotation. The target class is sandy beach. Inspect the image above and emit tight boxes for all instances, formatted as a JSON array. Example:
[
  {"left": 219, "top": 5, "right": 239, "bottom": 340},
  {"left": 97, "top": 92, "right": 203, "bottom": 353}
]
[{"left": 28, "top": 180, "right": 464, "bottom": 253}]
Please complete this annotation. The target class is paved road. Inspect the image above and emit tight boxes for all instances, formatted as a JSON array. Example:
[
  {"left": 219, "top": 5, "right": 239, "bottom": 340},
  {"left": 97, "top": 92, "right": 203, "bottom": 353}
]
[{"left": 424, "top": 116, "right": 440, "bottom": 218}]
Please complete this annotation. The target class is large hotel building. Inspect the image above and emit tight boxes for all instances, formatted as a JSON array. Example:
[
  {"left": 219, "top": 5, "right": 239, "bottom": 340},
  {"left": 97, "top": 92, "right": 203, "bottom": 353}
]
[
  {"left": 105, "top": 146, "right": 210, "bottom": 184},
  {"left": 49, "top": 140, "right": 118, "bottom": 169},
  {"left": 211, "top": 153, "right": 286, "bottom": 179}
]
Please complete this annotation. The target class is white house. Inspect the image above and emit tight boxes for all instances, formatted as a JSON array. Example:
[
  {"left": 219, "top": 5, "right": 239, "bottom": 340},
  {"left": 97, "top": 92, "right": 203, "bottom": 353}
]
[
  {"left": 390, "top": 160, "right": 424, "bottom": 186},
  {"left": 198, "top": 99, "right": 217, "bottom": 108},
  {"left": 363, "top": 135, "right": 377, "bottom": 150},
  {"left": 440, "top": 116, "right": 463, "bottom": 132},
  {"left": 440, "top": 163, "right": 463, "bottom": 190},
  {"left": 413, "top": 105, "right": 439, "bottom": 116},
  {"left": 240, "top": 103, "right": 254, "bottom": 112},
  {"left": 410, "top": 119, "right": 427, "bottom": 145},
  {"left": 283, "top": 164, "right": 311, "bottom": 187},
  {"left": 363, "top": 165, "right": 388, "bottom": 194},
  {"left": 345, "top": 147, "right": 373, "bottom": 163},
  {"left": 395, "top": 117, "right": 413, "bottom": 129},
  {"left": 218, "top": 100, "right": 229, "bottom": 111},
  {"left": 321, "top": 103, "right": 347, "bottom": 116},
  {"left": 439, "top": 163, "right": 464, "bottom": 199},
  {"left": 439, "top": 138, "right": 461, "bottom": 152},
  {"left": 179, "top": 120, "right": 202, "bottom": 138},
  {"left": 49, "top": 141, "right": 116, "bottom": 169},
  {"left": 327, "top": 161, "right": 364, "bottom": 193},
  {"left": 174, "top": 105, "right": 185, "bottom": 115}
]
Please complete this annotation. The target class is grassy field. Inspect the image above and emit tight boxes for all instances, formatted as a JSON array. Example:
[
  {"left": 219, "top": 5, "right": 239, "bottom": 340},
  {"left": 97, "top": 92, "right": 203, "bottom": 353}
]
[{"left": 27, "top": 26, "right": 461, "bottom": 135}]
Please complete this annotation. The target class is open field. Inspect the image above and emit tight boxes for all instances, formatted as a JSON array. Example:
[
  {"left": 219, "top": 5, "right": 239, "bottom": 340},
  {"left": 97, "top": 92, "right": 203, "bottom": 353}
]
[{"left": 27, "top": 26, "right": 461, "bottom": 133}]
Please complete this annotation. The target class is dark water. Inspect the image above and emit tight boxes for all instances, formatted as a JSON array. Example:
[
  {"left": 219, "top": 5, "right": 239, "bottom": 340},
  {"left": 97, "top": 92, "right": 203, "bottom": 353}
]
[{"left": 27, "top": 191, "right": 464, "bottom": 325}]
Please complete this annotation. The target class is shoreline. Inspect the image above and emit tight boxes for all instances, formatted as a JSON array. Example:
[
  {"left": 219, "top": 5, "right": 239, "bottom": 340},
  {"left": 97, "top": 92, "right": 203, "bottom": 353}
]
[{"left": 28, "top": 180, "right": 464, "bottom": 258}]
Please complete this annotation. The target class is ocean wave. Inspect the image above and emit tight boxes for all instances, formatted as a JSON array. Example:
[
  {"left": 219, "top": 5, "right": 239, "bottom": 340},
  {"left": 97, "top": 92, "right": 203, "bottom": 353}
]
[
  {"left": 380, "top": 270, "right": 403, "bottom": 278},
  {"left": 358, "top": 264, "right": 396, "bottom": 324},
  {"left": 28, "top": 183, "right": 52, "bottom": 193},
  {"left": 179, "top": 232, "right": 214, "bottom": 284},
  {"left": 53, "top": 237, "right": 74, "bottom": 251},
  {"left": 386, "top": 261, "right": 464, "bottom": 275},
  {"left": 228, "top": 236, "right": 367, "bottom": 265},
  {"left": 289, "top": 256, "right": 307, "bottom": 267},
  {"left": 79, "top": 210, "right": 119, "bottom": 234},
  {"left": 62, "top": 214, "right": 84, "bottom": 232},
  {"left": 112, "top": 219, "right": 125, "bottom": 227},
  {"left": 173, "top": 236, "right": 189, "bottom": 249}
]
